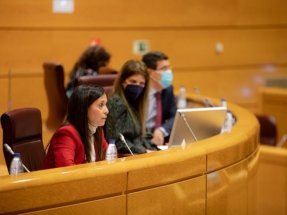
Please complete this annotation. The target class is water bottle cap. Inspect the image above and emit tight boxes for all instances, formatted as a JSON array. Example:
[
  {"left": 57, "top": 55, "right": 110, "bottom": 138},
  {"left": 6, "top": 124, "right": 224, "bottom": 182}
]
[
  {"left": 14, "top": 153, "right": 20, "bottom": 157},
  {"left": 109, "top": 139, "right": 116, "bottom": 144}
]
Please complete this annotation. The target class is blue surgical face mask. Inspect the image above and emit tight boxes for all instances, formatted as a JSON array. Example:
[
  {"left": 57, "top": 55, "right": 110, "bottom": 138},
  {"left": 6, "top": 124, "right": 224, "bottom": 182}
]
[
  {"left": 158, "top": 70, "right": 173, "bottom": 89},
  {"left": 124, "top": 84, "right": 144, "bottom": 102}
]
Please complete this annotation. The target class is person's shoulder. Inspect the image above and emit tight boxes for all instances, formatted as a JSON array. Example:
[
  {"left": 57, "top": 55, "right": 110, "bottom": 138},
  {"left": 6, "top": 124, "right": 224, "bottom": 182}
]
[
  {"left": 162, "top": 85, "right": 174, "bottom": 94},
  {"left": 55, "top": 124, "right": 78, "bottom": 136},
  {"left": 107, "top": 94, "right": 127, "bottom": 114},
  {"left": 54, "top": 124, "right": 82, "bottom": 142},
  {"left": 108, "top": 94, "right": 125, "bottom": 106}
]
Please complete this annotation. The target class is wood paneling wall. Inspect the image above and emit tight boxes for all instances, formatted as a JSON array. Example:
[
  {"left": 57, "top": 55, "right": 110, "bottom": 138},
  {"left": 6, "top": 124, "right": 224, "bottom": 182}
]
[{"left": 0, "top": 0, "right": 287, "bottom": 130}]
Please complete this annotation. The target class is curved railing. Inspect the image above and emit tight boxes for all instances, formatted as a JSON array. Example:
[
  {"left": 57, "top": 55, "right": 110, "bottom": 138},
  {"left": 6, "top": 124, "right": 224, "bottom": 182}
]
[{"left": 0, "top": 95, "right": 260, "bottom": 215}]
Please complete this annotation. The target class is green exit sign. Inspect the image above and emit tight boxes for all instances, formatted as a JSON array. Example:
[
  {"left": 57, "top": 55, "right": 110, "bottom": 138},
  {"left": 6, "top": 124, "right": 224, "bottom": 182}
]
[{"left": 133, "top": 40, "right": 150, "bottom": 55}]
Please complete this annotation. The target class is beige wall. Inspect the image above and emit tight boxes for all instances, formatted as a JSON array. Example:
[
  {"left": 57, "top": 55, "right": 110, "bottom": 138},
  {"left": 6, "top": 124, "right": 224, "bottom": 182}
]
[
  {"left": 1, "top": 0, "right": 287, "bottom": 113},
  {"left": 0, "top": 0, "right": 287, "bottom": 137}
]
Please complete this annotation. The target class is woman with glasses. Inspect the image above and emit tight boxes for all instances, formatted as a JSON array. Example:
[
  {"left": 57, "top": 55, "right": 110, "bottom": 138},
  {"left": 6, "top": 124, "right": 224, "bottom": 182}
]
[{"left": 105, "top": 59, "right": 158, "bottom": 154}]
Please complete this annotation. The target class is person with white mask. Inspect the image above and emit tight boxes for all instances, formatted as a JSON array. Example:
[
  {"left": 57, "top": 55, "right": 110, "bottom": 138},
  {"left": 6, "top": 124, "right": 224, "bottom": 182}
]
[{"left": 142, "top": 51, "right": 177, "bottom": 146}]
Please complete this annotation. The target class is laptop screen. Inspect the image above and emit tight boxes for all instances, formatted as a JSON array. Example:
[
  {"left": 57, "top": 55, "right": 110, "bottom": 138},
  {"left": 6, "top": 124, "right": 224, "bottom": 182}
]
[{"left": 168, "top": 107, "right": 227, "bottom": 148}]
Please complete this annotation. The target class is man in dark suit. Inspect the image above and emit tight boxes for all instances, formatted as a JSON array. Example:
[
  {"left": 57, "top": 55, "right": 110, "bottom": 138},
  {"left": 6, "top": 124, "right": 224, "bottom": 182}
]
[{"left": 142, "top": 51, "right": 177, "bottom": 145}]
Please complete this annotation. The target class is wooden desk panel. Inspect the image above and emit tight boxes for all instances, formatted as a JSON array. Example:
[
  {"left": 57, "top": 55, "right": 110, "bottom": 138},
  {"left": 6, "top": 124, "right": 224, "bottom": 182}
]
[
  {"left": 0, "top": 98, "right": 259, "bottom": 214},
  {"left": 126, "top": 147, "right": 206, "bottom": 191},
  {"left": 0, "top": 163, "right": 127, "bottom": 214},
  {"left": 207, "top": 159, "right": 249, "bottom": 215},
  {"left": 22, "top": 196, "right": 126, "bottom": 215},
  {"left": 255, "top": 146, "right": 287, "bottom": 215},
  {"left": 128, "top": 176, "right": 206, "bottom": 215}
]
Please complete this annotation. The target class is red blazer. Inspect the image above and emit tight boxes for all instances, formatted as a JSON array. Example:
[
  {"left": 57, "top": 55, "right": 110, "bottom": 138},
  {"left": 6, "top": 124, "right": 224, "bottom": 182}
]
[{"left": 43, "top": 125, "right": 108, "bottom": 169}]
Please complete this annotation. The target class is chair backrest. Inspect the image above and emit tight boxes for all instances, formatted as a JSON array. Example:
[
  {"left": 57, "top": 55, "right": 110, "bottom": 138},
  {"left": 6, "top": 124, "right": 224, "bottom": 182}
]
[
  {"left": 74, "top": 74, "right": 118, "bottom": 97},
  {"left": 1, "top": 108, "right": 45, "bottom": 173},
  {"left": 255, "top": 114, "right": 277, "bottom": 146},
  {"left": 43, "top": 62, "right": 68, "bottom": 131},
  {"left": 98, "top": 67, "right": 118, "bottom": 75}
]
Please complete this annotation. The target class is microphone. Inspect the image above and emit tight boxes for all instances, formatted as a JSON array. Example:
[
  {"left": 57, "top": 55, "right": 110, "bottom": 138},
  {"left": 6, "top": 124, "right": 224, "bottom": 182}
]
[
  {"left": 4, "top": 143, "right": 30, "bottom": 172},
  {"left": 204, "top": 98, "right": 216, "bottom": 107},
  {"left": 4, "top": 143, "right": 14, "bottom": 155},
  {"left": 178, "top": 112, "right": 198, "bottom": 142},
  {"left": 193, "top": 86, "right": 216, "bottom": 107},
  {"left": 118, "top": 133, "right": 134, "bottom": 156},
  {"left": 193, "top": 86, "right": 201, "bottom": 95}
]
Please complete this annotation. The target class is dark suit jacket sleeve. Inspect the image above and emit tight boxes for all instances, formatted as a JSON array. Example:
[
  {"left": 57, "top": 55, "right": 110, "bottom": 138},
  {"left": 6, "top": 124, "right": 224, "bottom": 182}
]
[{"left": 161, "top": 85, "right": 177, "bottom": 135}]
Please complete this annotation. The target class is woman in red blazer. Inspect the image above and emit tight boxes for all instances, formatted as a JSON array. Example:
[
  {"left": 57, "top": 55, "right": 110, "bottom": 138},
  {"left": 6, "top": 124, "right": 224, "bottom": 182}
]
[{"left": 43, "top": 85, "right": 109, "bottom": 169}]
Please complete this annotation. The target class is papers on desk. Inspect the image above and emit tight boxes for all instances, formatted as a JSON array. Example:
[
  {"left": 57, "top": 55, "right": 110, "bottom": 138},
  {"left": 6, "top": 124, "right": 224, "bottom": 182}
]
[
  {"left": 157, "top": 145, "right": 169, "bottom": 150},
  {"left": 157, "top": 139, "right": 186, "bottom": 150}
]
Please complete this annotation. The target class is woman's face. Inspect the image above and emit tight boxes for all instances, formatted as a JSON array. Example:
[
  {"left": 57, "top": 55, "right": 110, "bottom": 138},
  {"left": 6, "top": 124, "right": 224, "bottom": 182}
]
[
  {"left": 88, "top": 94, "right": 109, "bottom": 127},
  {"left": 122, "top": 74, "right": 146, "bottom": 89}
]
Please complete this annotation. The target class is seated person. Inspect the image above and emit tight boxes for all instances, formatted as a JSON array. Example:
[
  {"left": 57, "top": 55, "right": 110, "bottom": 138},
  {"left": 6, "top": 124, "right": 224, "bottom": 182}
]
[
  {"left": 43, "top": 85, "right": 109, "bottom": 169},
  {"left": 105, "top": 59, "right": 158, "bottom": 154},
  {"left": 66, "top": 45, "right": 115, "bottom": 98},
  {"left": 142, "top": 51, "right": 177, "bottom": 146}
]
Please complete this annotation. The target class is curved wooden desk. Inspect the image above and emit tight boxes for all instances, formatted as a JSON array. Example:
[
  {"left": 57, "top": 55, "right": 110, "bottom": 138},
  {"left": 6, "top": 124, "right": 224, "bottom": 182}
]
[{"left": 0, "top": 97, "right": 259, "bottom": 215}]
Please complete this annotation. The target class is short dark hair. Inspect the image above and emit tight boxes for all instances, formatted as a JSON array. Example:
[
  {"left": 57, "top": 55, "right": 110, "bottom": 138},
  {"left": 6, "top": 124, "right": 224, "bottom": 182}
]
[{"left": 142, "top": 51, "right": 168, "bottom": 70}]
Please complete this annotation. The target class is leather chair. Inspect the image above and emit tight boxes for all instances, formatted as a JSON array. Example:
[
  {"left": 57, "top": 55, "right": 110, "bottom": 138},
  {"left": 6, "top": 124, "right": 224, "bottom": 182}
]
[
  {"left": 1, "top": 108, "right": 45, "bottom": 173},
  {"left": 255, "top": 114, "right": 277, "bottom": 146},
  {"left": 74, "top": 74, "right": 118, "bottom": 97},
  {"left": 98, "top": 67, "right": 118, "bottom": 75},
  {"left": 43, "top": 62, "right": 68, "bottom": 131},
  {"left": 255, "top": 114, "right": 287, "bottom": 147}
]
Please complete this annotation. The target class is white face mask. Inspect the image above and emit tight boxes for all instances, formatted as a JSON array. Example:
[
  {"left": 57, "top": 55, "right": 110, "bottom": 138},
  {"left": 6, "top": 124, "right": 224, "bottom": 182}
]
[{"left": 157, "top": 70, "right": 173, "bottom": 89}]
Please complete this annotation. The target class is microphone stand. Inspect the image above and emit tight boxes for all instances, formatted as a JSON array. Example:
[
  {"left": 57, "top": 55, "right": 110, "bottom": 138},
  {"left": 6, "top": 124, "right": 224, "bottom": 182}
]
[
  {"left": 118, "top": 133, "right": 134, "bottom": 156},
  {"left": 4, "top": 144, "right": 30, "bottom": 172},
  {"left": 179, "top": 112, "right": 198, "bottom": 142},
  {"left": 193, "top": 86, "right": 217, "bottom": 107}
]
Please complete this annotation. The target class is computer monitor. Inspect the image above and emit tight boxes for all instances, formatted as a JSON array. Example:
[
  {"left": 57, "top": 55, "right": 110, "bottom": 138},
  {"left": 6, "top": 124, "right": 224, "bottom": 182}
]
[{"left": 168, "top": 107, "right": 227, "bottom": 148}]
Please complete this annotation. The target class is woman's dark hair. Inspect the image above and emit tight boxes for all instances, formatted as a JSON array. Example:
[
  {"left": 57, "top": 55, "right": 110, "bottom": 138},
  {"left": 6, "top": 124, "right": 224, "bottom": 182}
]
[
  {"left": 67, "top": 85, "right": 105, "bottom": 161},
  {"left": 69, "top": 45, "right": 111, "bottom": 78}
]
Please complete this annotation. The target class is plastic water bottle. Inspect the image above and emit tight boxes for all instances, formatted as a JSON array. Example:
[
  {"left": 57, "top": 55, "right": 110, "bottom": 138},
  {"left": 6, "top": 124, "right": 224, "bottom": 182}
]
[
  {"left": 177, "top": 85, "right": 187, "bottom": 108},
  {"left": 221, "top": 110, "right": 233, "bottom": 133},
  {"left": 106, "top": 139, "right": 118, "bottom": 164},
  {"left": 9, "top": 153, "right": 24, "bottom": 175},
  {"left": 220, "top": 98, "right": 233, "bottom": 133},
  {"left": 221, "top": 98, "right": 227, "bottom": 108}
]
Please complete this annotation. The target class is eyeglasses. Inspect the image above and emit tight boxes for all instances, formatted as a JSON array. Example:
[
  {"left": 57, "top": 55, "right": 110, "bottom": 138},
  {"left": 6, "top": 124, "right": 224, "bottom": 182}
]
[{"left": 155, "top": 65, "right": 172, "bottom": 73}]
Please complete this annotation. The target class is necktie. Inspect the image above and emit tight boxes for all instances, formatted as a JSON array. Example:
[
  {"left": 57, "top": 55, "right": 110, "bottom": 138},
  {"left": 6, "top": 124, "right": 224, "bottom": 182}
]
[{"left": 155, "top": 92, "right": 162, "bottom": 129}]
